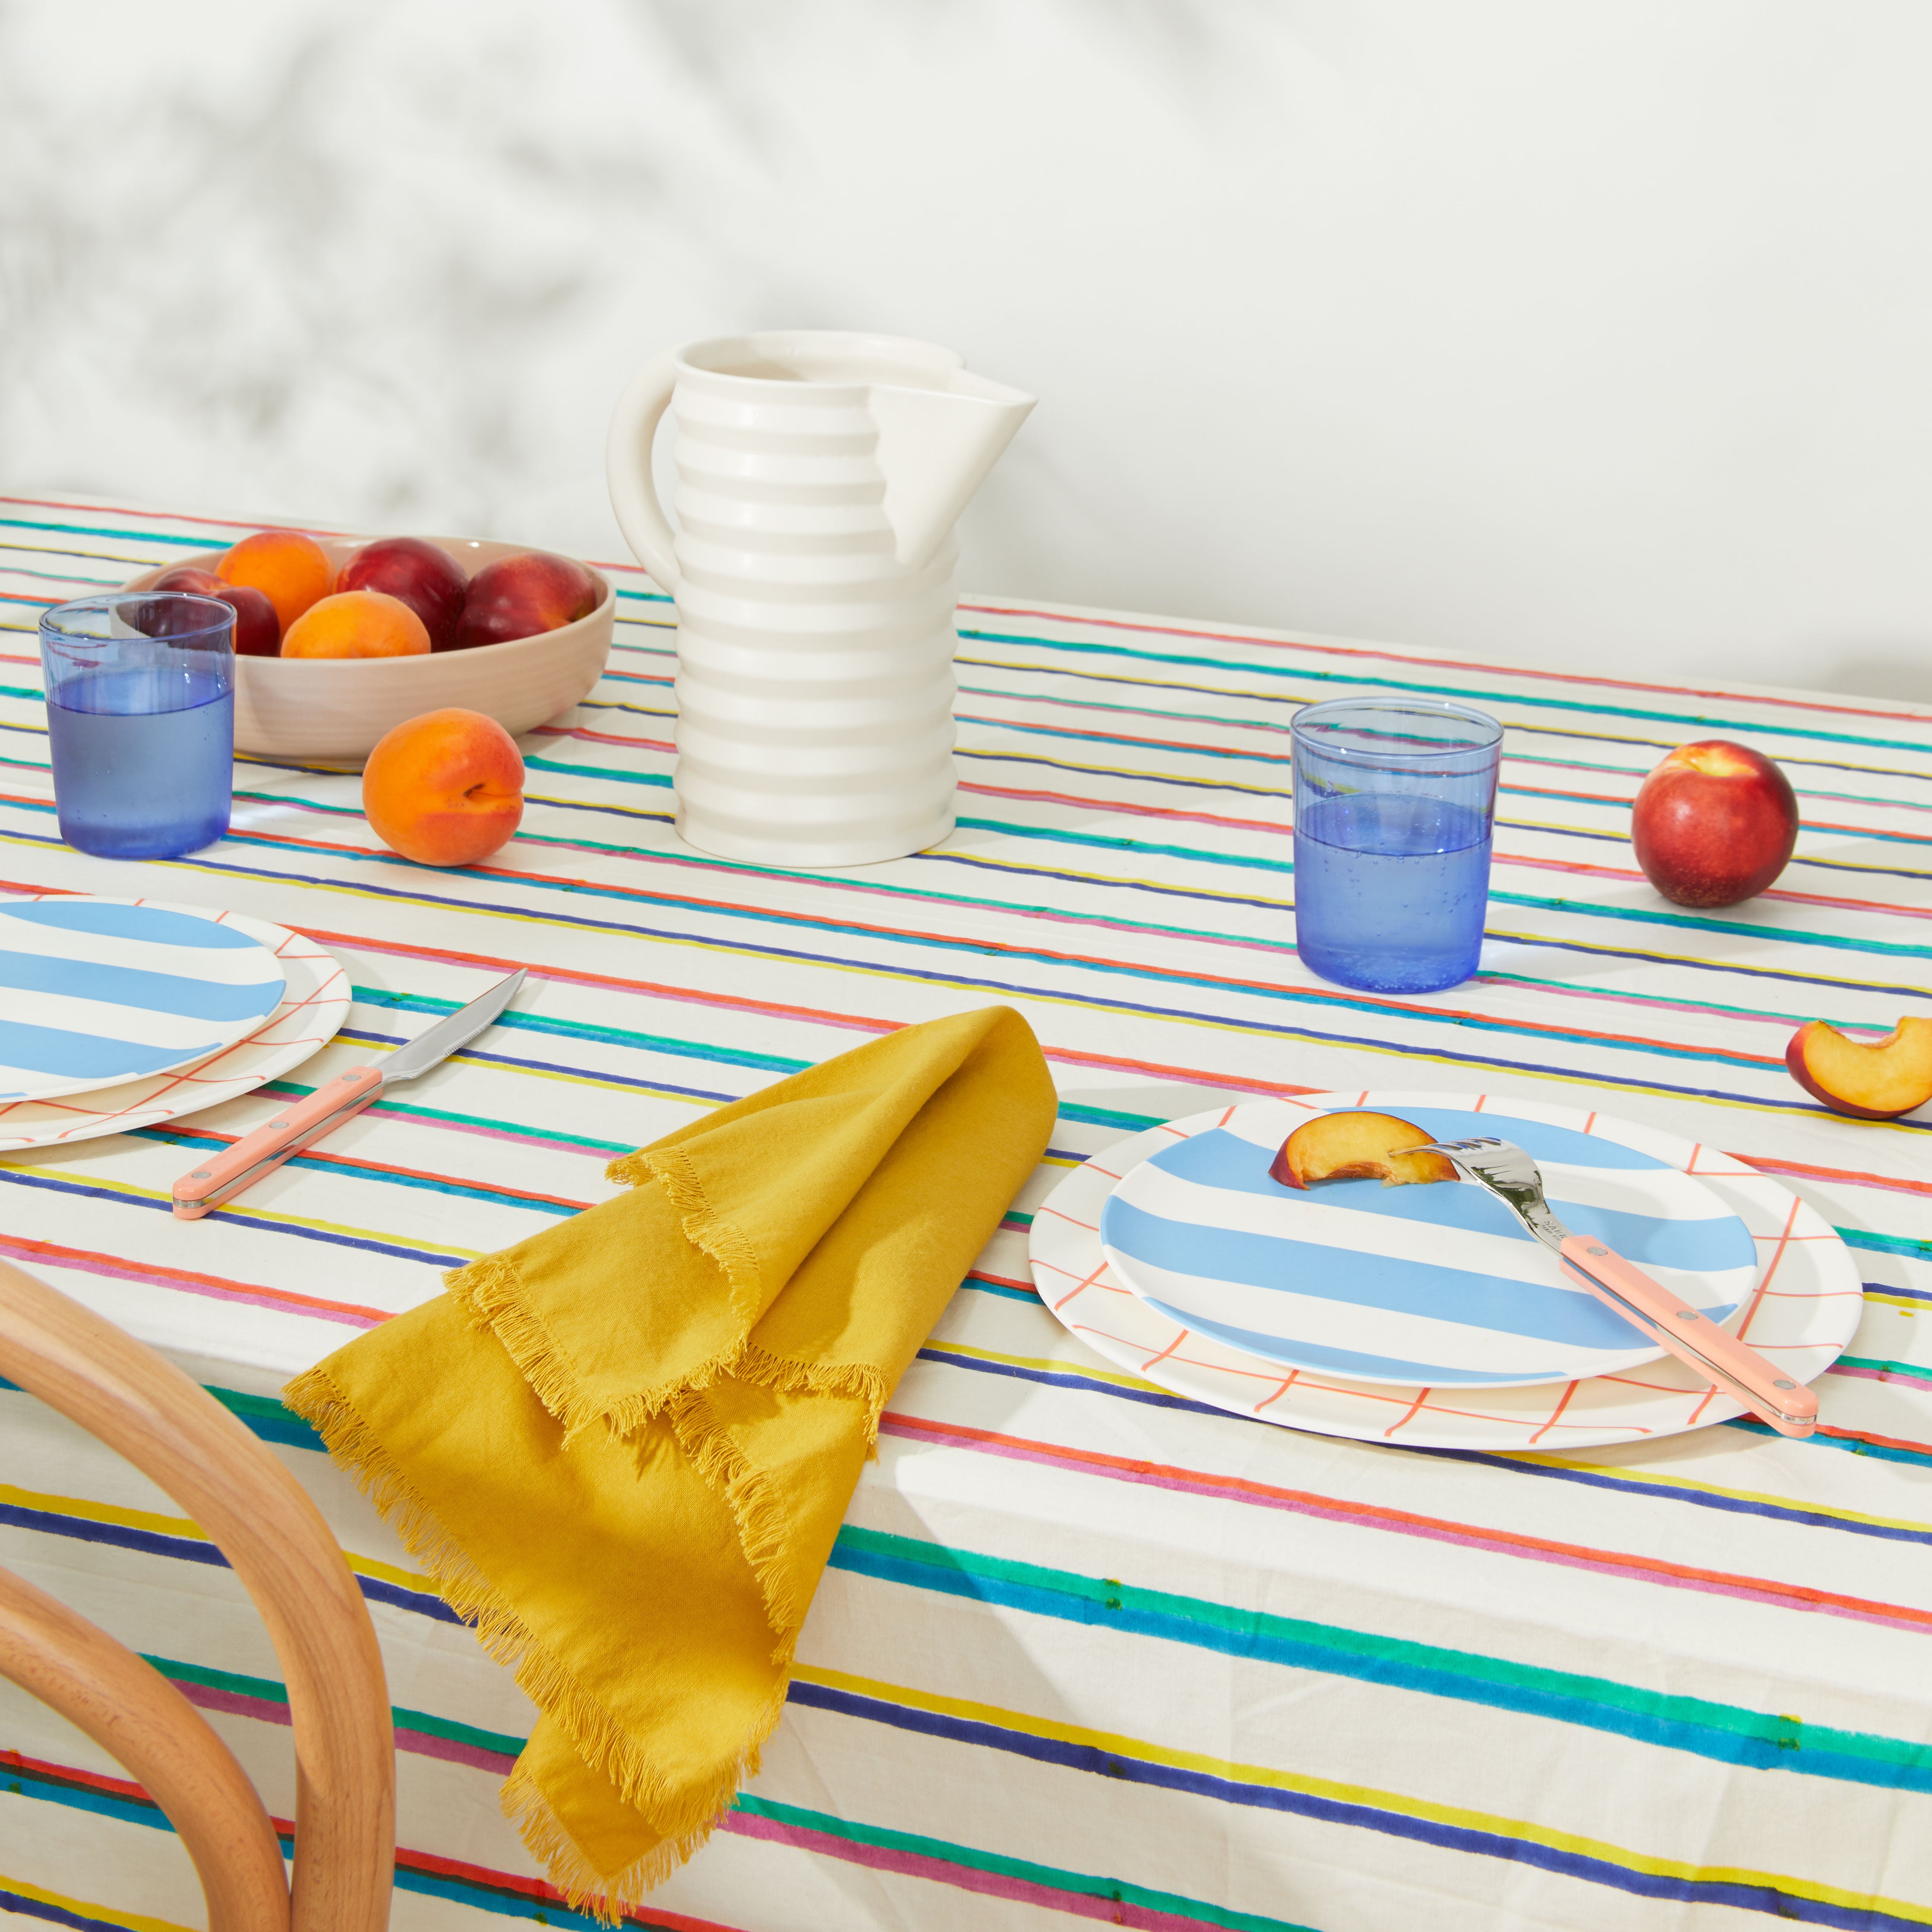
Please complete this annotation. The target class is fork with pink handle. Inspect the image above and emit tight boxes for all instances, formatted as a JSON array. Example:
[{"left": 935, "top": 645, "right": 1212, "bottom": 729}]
[{"left": 1416, "top": 1135, "right": 1818, "bottom": 1437}]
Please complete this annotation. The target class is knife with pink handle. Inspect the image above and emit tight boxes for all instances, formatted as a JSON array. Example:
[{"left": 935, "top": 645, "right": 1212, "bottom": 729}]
[
  {"left": 1416, "top": 1134, "right": 1818, "bottom": 1437},
  {"left": 171, "top": 970, "right": 525, "bottom": 1221}
]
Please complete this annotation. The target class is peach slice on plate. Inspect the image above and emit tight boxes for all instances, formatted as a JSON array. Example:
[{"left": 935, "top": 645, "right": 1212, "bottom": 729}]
[
  {"left": 1786, "top": 1018, "right": 1932, "bottom": 1120},
  {"left": 1270, "top": 1110, "right": 1458, "bottom": 1189}
]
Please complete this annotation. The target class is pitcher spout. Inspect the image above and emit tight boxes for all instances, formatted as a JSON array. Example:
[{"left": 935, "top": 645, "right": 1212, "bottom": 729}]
[{"left": 869, "top": 371, "right": 1035, "bottom": 573}]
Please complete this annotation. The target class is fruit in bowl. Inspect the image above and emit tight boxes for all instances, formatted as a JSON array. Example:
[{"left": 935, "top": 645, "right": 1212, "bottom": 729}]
[
  {"left": 146, "top": 566, "right": 281, "bottom": 657},
  {"left": 363, "top": 707, "right": 524, "bottom": 867},
  {"left": 1270, "top": 1110, "right": 1456, "bottom": 1189},
  {"left": 336, "top": 536, "right": 470, "bottom": 651},
  {"left": 121, "top": 532, "right": 615, "bottom": 764},
  {"left": 283, "top": 590, "right": 431, "bottom": 658},
  {"left": 1786, "top": 1017, "right": 1932, "bottom": 1119},
  {"left": 217, "top": 530, "right": 335, "bottom": 632},
  {"left": 1631, "top": 740, "right": 1798, "bottom": 908},
  {"left": 457, "top": 551, "right": 603, "bottom": 651}
]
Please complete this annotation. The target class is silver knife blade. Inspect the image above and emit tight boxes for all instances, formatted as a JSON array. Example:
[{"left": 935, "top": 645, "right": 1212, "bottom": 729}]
[{"left": 382, "top": 970, "right": 525, "bottom": 1084}]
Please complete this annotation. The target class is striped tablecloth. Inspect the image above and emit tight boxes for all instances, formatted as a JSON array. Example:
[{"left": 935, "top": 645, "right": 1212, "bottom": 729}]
[{"left": 3, "top": 492, "right": 1931, "bottom": 1932}]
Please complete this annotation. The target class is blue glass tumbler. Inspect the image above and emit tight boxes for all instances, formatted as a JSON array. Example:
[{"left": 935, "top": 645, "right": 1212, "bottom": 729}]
[
  {"left": 39, "top": 592, "right": 237, "bottom": 860},
  {"left": 1291, "top": 696, "right": 1503, "bottom": 994}
]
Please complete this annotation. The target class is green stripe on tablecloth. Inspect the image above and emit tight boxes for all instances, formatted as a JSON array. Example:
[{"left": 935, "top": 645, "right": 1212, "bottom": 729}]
[{"left": 828, "top": 1526, "right": 1932, "bottom": 1791}]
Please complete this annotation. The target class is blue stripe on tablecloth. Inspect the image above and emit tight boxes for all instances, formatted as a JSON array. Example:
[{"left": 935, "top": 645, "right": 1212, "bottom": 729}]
[
  {"left": 0, "top": 1887, "right": 129, "bottom": 1932},
  {"left": 0, "top": 1491, "right": 459, "bottom": 1623},
  {"left": 782, "top": 1679, "right": 1920, "bottom": 1929},
  {"left": 0, "top": 1167, "right": 469, "bottom": 1267}
]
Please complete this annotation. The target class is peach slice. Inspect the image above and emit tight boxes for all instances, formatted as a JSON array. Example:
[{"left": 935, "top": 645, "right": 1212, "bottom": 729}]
[
  {"left": 1786, "top": 1018, "right": 1932, "bottom": 1120},
  {"left": 1270, "top": 1110, "right": 1458, "bottom": 1189}
]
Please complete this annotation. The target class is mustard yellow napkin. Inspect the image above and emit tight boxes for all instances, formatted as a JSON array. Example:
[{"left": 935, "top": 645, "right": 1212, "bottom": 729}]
[{"left": 284, "top": 1005, "right": 1055, "bottom": 1919}]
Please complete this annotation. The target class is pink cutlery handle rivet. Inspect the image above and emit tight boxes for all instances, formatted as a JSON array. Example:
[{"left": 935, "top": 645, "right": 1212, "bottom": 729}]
[
  {"left": 1585, "top": 1244, "right": 1607, "bottom": 1254},
  {"left": 1676, "top": 1310, "right": 1697, "bottom": 1320},
  {"left": 1774, "top": 1378, "right": 1796, "bottom": 1389},
  {"left": 190, "top": 1170, "right": 209, "bottom": 1180}
]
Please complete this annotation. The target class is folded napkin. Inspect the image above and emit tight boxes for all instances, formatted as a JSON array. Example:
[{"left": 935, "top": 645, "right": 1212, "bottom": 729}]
[{"left": 285, "top": 1005, "right": 1055, "bottom": 1918}]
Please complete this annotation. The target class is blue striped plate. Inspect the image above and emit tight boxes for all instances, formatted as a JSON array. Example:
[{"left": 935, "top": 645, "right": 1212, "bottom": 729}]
[
  {"left": 1098, "top": 1098, "right": 1759, "bottom": 1388},
  {"left": 0, "top": 897, "right": 289, "bottom": 1103}
]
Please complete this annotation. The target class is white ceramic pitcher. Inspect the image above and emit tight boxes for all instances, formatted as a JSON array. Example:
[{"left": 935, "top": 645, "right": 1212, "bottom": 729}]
[{"left": 606, "top": 330, "right": 1034, "bottom": 867}]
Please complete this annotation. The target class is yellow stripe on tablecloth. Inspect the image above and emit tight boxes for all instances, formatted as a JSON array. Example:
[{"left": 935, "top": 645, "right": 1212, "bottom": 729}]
[
  {"left": 0, "top": 1872, "right": 193, "bottom": 1932},
  {"left": 8, "top": 1162, "right": 492, "bottom": 1260},
  {"left": 790, "top": 1662, "right": 1932, "bottom": 1922},
  {"left": 924, "top": 1336, "right": 1171, "bottom": 1398},
  {"left": 0, "top": 1479, "right": 431, "bottom": 1598}
]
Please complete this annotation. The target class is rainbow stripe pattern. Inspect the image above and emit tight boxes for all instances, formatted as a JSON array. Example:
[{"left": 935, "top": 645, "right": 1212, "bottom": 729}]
[{"left": 4, "top": 494, "right": 1932, "bottom": 1929}]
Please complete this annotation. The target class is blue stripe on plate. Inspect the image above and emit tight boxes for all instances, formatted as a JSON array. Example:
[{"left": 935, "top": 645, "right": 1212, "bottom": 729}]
[
  {"left": 0, "top": 900, "right": 260, "bottom": 949},
  {"left": 0, "top": 1019, "right": 227, "bottom": 1083},
  {"left": 0, "top": 951, "right": 282, "bottom": 1022},
  {"left": 1138, "top": 1292, "right": 1583, "bottom": 1385},
  {"left": 1099, "top": 1196, "right": 1729, "bottom": 1348},
  {"left": 1146, "top": 1131, "right": 1757, "bottom": 1272}
]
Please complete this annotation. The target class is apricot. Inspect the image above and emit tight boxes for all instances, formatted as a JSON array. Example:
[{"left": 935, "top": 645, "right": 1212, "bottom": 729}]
[
  {"left": 1270, "top": 1110, "right": 1457, "bottom": 1189},
  {"left": 1786, "top": 1017, "right": 1932, "bottom": 1120},
  {"left": 282, "top": 590, "right": 431, "bottom": 659},
  {"left": 217, "top": 530, "right": 334, "bottom": 631},
  {"left": 363, "top": 707, "right": 524, "bottom": 867}
]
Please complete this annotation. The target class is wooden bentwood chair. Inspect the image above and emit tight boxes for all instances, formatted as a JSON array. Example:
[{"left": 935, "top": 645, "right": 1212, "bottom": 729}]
[{"left": 0, "top": 1258, "right": 394, "bottom": 1932}]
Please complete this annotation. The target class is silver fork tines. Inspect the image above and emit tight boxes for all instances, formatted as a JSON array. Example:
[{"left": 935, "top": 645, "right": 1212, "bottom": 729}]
[{"left": 1412, "top": 1136, "right": 1574, "bottom": 1253}]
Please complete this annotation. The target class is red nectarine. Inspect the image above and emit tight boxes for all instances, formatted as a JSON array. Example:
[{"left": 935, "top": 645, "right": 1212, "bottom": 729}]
[
  {"left": 457, "top": 550, "right": 601, "bottom": 650},
  {"left": 1631, "top": 740, "right": 1797, "bottom": 908},
  {"left": 337, "top": 537, "right": 469, "bottom": 652},
  {"left": 150, "top": 566, "right": 281, "bottom": 657}
]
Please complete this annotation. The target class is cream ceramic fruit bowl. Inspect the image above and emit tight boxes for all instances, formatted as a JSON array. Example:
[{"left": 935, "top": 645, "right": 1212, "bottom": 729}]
[{"left": 123, "top": 535, "right": 615, "bottom": 766}]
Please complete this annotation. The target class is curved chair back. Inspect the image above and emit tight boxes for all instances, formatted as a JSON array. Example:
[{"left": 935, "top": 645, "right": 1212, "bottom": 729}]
[{"left": 0, "top": 1258, "right": 393, "bottom": 1932}]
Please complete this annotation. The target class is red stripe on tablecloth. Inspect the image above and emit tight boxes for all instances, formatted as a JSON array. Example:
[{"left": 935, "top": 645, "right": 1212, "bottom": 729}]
[
  {"left": 0, "top": 1231, "right": 387, "bottom": 1326},
  {"left": 879, "top": 1413, "right": 1932, "bottom": 1634},
  {"left": 956, "top": 598, "right": 1932, "bottom": 728}
]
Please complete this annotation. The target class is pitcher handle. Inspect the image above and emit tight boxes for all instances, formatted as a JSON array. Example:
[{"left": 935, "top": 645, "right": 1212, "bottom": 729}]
[{"left": 605, "top": 352, "right": 682, "bottom": 594}]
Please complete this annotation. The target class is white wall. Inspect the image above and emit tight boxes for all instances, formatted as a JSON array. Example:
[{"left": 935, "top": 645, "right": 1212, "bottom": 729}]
[{"left": 5, "top": 0, "right": 1931, "bottom": 696}]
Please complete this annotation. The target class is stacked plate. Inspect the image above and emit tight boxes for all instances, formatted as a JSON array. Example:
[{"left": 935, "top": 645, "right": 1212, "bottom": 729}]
[
  {"left": 1031, "top": 1092, "right": 1862, "bottom": 1452},
  {"left": 0, "top": 895, "right": 349, "bottom": 1151}
]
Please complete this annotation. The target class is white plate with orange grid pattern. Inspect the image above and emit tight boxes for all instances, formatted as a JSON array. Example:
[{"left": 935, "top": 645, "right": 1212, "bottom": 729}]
[
  {"left": 0, "top": 899, "right": 347, "bottom": 1151},
  {"left": 1031, "top": 1090, "right": 1861, "bottom": 1450}
]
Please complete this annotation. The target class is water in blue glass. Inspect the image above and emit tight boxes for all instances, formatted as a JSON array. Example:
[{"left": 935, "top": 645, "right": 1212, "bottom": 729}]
[
  {"left": 47, "top": 666, "right": 234, "bottom": 860},
  {"left": 1294, "top": 793, "right": 1493, "bottom": 994}
]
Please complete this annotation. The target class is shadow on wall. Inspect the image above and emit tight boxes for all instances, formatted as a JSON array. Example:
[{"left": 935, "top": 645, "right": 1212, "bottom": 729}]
[
  {"left": 0, "top": 1, "right": 698, "bottom": 538},
  {"left": 0, "top": 0, "right": 1270, "bottom": 552},
  {"left": 7, "top": 0, "right": 1932, "bottom": 699}
]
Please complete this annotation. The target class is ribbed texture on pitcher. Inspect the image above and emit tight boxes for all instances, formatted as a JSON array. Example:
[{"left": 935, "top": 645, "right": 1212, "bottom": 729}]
[{"left": 667, "top": 378, "right": 959, "bottom": 868}]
